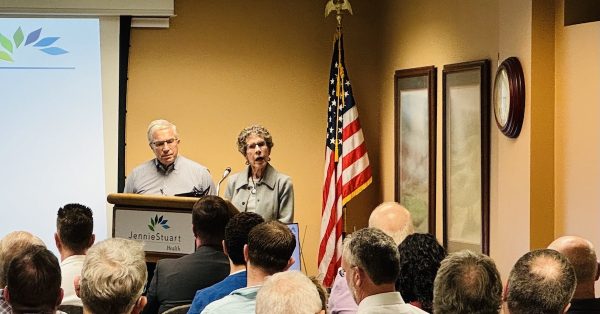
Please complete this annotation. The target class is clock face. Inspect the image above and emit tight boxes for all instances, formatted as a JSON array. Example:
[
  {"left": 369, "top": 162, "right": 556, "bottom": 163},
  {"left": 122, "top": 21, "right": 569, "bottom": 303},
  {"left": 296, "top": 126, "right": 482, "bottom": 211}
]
[
  {"left": 493, "top": 57, "right": 524, "bottom": 138},
  {"left": 494, "top": 68, "right": 510, "bottom": 128}
]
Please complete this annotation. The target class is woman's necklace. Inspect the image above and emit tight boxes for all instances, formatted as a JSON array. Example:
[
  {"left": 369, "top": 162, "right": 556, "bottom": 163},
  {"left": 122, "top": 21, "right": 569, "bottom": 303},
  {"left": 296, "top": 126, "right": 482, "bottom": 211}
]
[{"left": 250, "top": 176, "right": 262, "bottom": 194}]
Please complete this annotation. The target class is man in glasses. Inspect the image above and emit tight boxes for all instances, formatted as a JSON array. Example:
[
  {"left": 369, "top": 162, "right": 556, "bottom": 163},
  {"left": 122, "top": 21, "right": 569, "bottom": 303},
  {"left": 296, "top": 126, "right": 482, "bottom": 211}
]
[
  {"left": 124, "top": 119, "right": 215, "bottom": 196},
  {"left": 341, "top": 228, "right": 426, "bottom": 314}
]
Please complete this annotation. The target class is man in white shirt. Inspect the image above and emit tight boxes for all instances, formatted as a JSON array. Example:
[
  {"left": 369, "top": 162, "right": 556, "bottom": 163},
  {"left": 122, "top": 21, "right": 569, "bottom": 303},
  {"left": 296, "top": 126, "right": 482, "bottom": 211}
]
[
  {"left": 340, "top": 228, "right": 426, "bottom": 314},
  {"left": 328, "top": 202, "right": 415, "bottom": 314},
  {"left": 54, "top": 203, "right": 95, "bottom": 307}
]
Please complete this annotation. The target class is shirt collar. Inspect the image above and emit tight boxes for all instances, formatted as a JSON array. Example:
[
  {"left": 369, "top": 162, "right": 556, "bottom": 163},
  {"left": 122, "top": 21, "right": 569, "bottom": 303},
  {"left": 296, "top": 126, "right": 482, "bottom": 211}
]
[
  {"left": 154, "top": 156, "right": 179, "bottom": 174},
  {"left": 234, "top": 164, "right": 276, "bottom": 190},
  {"left": 358, "top": 291, "right": 406, "bottom": 309}
]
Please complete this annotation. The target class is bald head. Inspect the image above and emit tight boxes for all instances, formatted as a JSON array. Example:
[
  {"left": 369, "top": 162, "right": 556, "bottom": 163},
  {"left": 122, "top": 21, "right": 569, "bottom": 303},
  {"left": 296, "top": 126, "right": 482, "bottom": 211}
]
[
  {"left": 549, "top": 236, "right": 598, "bottom": 297},
  {"left": 506, "top": 249, "right": 576, "bottom": 314},
  {"left": 368, "top": 202, "right": 414, "bottom": 245}
]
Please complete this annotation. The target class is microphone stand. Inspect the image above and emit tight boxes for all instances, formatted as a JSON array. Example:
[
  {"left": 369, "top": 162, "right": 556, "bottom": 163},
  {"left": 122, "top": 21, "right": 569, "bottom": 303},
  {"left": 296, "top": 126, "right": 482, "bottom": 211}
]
[{"left": 216, "top": 167, "right": 232, "bottom": 196}]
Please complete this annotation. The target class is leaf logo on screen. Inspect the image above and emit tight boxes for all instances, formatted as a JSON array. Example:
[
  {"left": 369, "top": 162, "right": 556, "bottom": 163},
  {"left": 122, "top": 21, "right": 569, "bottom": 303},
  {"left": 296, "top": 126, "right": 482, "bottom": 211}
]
[
  {"left": 148, "top": 215, "right": 170, "bottom": 232},
  {"left": 0, "top": 27, "right": 68, "bottom": 63}
]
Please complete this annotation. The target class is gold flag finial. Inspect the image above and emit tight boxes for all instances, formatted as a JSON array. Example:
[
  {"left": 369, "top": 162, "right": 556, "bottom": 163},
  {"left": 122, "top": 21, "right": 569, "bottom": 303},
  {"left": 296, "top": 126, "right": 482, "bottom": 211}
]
[{"left": 325, "top": 0, "right": 353, "bottom": 26}]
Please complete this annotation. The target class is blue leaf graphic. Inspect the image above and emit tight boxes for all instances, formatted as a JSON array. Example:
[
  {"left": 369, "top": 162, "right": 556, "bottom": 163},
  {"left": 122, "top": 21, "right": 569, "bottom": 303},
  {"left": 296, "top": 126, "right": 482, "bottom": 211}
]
[
  {"left": 163, "top": 225, "right": 170, "bottom": 229},
  {"left": 40, "top": 47, "right": 68, "bottom": 55},
  {"left": 158, "top": 215, "right": 164, "bottom": 223},
  {"left": 25, "top": 28, "right": 41, "bottom": 46},
  {"left": 160, "top": 220, "right": 169, "bottom": 225},
  {"left": 34, "top": 36, "right": 59, "bottom": 47}
]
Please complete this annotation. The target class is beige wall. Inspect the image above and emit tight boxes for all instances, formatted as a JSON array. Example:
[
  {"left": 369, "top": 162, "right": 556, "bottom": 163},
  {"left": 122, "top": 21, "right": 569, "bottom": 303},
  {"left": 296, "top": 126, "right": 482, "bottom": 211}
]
[
  {"left": 494, "top": 0, "right": 533, "bottom": 280},
  {"left": 530, "top": 0, "right": 555, "bottom": 250},
  {"left": 554, "top": 0, "right": 600, "bottom": 296}
]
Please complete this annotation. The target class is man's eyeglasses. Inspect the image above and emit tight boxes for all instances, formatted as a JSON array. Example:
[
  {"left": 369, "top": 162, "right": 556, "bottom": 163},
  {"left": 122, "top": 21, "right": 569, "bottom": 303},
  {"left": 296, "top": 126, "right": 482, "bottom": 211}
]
[
  {"left": 246, "top": 141, "right": 267, "bottom": 150},
  {"left": 151, "top": 138, "right": 178, "bottom": 148},
  {"left": 339, "top": 265, "right": 357, "bottom": 278}
]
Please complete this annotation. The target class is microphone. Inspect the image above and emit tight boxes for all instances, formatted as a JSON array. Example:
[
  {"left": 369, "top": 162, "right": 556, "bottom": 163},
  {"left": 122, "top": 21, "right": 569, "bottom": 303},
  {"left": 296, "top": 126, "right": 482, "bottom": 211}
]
[{"left": 216, "top": 167, "right": 232, "bottom": 196}]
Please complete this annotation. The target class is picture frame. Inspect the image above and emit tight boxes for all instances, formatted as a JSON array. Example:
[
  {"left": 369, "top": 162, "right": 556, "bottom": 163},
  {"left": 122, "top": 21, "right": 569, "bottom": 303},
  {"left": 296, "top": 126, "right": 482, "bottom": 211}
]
[
  {"left": 442, "top": 60, "right": 490, "bottom": 254},
  {"left": 394, "top": 66, "right": 437, "bottom": 234}
]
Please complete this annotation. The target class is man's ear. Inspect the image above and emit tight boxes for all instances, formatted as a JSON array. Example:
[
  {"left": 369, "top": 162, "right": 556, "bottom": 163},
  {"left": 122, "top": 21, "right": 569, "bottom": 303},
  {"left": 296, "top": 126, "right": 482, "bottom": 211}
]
[
  {"left": 222, "top": 240, "right": 229, "bottom": 257},
  {"left": 502, "top": 282, "right": 509, "bottom": 302},
  {"left": 89, "top": 234, "right": 96, "bottom": 247},
  {"left": 193, "top": 225, "right": 201, "bottom": 248},
  {"left": 55, "top": 288, "right": 64, "bottom": 307},
  {"left": 563, "top": 302, "right": 571, "bottom": 313},
  {"left": 3, "top": 287, "right": 9, "bottom": 303},
  {"left": 54, "top": 233, "right": 62, "bottom": 250},
  {"left": 74, "top": 275, "right": 81, "bottom": 298},
  {"left": 131, "top": 296, "right": 147, "bottom": 314},
  {"left": 354, "top": 267, "right": 364, "bottom": 287},
  {"left": 243, "top": 244, "right": 249, "bottom": 263},
  {"left": 283, "top": 257, "right": 295, "bottom": 271}
]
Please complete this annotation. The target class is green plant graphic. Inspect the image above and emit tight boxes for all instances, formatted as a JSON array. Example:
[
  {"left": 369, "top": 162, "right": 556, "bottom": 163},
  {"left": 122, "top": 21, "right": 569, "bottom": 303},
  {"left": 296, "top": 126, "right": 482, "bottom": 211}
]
[
  {"left": 148, "top": 215, "right": 170, "bottom": 232},
  {"left": 0, "top": 27, "right": 68, "bottom": 63}
]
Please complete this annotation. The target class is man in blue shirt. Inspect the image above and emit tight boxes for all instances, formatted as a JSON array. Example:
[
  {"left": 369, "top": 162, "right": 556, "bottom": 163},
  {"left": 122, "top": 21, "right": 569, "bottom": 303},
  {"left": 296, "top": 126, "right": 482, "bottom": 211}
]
[
  {"left": 188, "top": 212, "right": 264, "bottom": 314},
  {"left": 201, "top": 221, "right": 296, "bottom": 314}
]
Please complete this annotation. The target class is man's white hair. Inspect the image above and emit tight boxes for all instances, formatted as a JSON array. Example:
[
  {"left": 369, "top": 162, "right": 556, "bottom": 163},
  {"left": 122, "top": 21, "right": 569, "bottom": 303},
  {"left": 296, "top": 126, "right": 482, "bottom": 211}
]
[
  {"left": 256, "top": 271, "right": 322, "bottom": 314},
  {"left": 147, "top": 119, "right": 178, "bottom": 143},
  {"left": 80, "top": 238, "right": 147, "bottom": 314}
]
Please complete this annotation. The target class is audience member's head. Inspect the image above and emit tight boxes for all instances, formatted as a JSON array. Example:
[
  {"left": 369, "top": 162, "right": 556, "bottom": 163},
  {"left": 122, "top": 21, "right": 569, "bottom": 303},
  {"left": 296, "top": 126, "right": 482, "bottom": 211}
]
[
  {"left": 192, "top": 196, "right": 238, "bottom": 247},
  {"left": 256, "top": 271, "right": 324, "bottom": 314},
  {"left": 224, "top": 212, "right": 264, "bottom": 266},
  {"left": 505, "top": 248, "right": 576, "bottom": 314},
  {"left": 309, "top": 276, "right": 328, "bottom": 312},
  {"left": 79, "top": 238, "right": 147, "bottom": 314},
  {"left": 246, "top": 221, "right": 295, "bottom": 275},
  {"left": 4, "top": 245, "right": 62, "bottom": 314},
  {"left": 433, "top": 250, "right": 502, "bottom": 314},
  {"left": 55, "top": 203, "right": 95, "bottom": 256},
  {"left": 0, "top": 231, "right": 45, "bottom": 287},
  {"left": 342, "top": 228, "right": 399, "bottom": 304},
  {"left": 397, "top": 233, "right": 446, "bottom": 312},
  {"left": 368, "top": 202, "right": 414, "bottom": 245},
  {"left": 548, "top": 235, "right": 599, "bottom": 299}
]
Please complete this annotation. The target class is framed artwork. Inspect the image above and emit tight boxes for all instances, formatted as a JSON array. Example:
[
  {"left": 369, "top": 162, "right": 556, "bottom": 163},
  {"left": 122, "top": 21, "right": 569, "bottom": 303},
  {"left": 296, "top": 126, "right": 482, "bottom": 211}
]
[
  {"left": 394, "top": 66, "right": 437, "bottom": 234},
  {"left": 442, "top": 60, "right": 490, "bottom": 254}
]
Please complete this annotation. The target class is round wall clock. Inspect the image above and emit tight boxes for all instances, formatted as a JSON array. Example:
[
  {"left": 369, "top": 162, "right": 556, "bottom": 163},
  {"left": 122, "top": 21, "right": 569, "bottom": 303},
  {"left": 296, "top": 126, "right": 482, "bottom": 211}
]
[{"left": 493, "top": 57, "right": 525, "bottom": 138}]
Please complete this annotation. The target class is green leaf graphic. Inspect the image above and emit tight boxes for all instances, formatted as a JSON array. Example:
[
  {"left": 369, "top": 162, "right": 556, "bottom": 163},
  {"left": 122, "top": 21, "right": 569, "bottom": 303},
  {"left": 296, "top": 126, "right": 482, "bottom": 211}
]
[
  {"left": 0, "top": 51, "right": 12, "bottom": 62},
  {"left": 0, "top": 33, "right": 13, "bottom": 53},
  {"left": 13, "top": 27, "right": 23, "bottom": 48}
]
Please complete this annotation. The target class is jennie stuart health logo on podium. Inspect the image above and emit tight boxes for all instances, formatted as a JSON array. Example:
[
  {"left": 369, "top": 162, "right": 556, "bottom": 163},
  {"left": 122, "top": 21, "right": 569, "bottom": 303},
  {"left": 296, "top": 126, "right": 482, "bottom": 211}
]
[
  {"left": 114, "top": 210, "right": 195, "bottom": 254},
  {"left": 128, "top": 214, "right": 181, "bottom": 251}
]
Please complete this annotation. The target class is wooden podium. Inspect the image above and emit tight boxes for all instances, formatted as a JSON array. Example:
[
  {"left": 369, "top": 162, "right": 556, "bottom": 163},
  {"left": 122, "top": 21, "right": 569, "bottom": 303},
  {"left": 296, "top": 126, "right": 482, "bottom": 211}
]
[{"left": 107, "top": 193, "right": 199, "bottom": 262}]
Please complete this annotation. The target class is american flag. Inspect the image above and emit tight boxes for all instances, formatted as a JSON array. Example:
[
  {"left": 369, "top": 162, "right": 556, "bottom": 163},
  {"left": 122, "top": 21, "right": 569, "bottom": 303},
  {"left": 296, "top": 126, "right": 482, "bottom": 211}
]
[{"left": 318, "top": 34, "right": 372, "bottom": 287}]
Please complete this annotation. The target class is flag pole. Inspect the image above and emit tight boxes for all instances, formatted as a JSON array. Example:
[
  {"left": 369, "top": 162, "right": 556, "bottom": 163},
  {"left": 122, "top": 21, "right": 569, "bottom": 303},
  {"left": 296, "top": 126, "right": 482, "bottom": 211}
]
[
  {"left": 326, "top": 0, "right": 353, "bottom": 237},
  {"left": 320, "top": 0, "right": 363, "bottom": 287}
]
